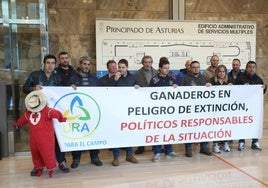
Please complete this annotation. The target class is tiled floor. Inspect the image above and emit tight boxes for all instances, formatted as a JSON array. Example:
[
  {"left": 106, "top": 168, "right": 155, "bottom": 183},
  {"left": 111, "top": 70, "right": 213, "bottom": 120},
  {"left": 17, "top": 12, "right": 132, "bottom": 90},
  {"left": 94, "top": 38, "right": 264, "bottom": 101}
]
[
  {"left": 2, "top": 102, "right": 268, "bottom": 187},
  {"left": 1, "top": 134, "right": 268, "bottom": 188}
]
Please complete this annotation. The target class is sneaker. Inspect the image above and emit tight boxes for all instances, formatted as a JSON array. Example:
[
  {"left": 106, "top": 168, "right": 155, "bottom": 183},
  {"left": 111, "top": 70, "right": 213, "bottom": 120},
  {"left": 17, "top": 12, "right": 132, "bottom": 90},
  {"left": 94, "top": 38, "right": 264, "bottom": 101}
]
[
  {"left": 30, "top": 167, "right": 38, "bottom": 176},
  {"left": 165, "top": 151, "right": 179, "bottom": 158},
  {"left": 71, "top": 159, "right": 80, "bottom": 169},
  {"left": 48, "top": 170, "right": 53, "bottom": 178},
  {"left": 223, "top": 142, "right": 230, "bottom": 152},
  {"left": 251, "top": 142, "right": 262, "bottom": 151},
  {"left": 185, "top": 149, "right": 193, "bottom": 157},
  {"left": 135, "top": 146, "right": 145, "bottom": 154},
  {"left": 238, "top": 142, "right": 245, "bottom": 151},
  {"left": 152, "top": 153, "right": 161, "bottom": 162},
  {"left": 213, "top": 143, "right": 221, "bottom": 153},
  {"left": 91, "top": 158, "right": 103, "bottom": 166},
  {"left": 151, "top": 147, "right": 164, "bottom": 153},
  {"left": 200, "top": 148, "right": 212, "bottom": 156},
  {"left": 58, "top": 161, "right": 70, "bottom": 173},
  {"left": 112, "top": 157, "right": 120, "bottom": 166},
  {"left": 126, "top": 155, "right": 139, "bottom": 164}
]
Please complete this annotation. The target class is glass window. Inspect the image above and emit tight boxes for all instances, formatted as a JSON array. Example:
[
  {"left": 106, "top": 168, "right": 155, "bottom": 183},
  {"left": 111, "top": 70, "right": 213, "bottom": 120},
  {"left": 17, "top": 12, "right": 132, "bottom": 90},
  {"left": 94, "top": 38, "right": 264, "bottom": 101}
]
[
  {"left": 0, "top": 26, "right": 3, "bottom": 70},
  {"left": 10, "top": 0, "right": 39, "bottom": 19},
  {"left": 0, "top": 2, "right": 2, "bottom": 18}
]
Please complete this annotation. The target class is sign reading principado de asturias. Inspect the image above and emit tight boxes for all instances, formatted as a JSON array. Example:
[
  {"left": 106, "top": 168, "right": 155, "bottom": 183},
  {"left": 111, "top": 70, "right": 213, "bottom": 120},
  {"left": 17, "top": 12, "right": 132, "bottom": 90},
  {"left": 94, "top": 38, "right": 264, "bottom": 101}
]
[
  {"left": 43, "top": 85, "right": 263, "bottom": 152},
  {"left": 96, "top": 19, "right": 256, "bottom": 77}
]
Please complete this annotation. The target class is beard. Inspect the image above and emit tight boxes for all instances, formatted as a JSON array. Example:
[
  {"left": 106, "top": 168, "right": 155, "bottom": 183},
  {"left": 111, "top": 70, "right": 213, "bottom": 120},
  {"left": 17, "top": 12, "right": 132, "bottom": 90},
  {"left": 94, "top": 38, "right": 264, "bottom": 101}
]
[
  {"left": 61, "top": 63, "right": 68, "bottom": 68},
  {"left": 81, "top": 69, "right": 89, "bottom": 73},
  {"left": 249, "top": 71, "right": 255, "bottom": 76}
]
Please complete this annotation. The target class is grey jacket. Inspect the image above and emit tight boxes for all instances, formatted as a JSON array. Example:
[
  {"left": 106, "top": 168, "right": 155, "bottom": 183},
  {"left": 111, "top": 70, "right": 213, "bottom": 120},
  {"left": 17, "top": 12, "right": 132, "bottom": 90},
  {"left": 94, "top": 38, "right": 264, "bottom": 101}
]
[
  {"left": 180, "top": 73, "right": 210, "bottom": 86},
  {"left": 134, "top": 67, "right": 158, "bottom": 87}
]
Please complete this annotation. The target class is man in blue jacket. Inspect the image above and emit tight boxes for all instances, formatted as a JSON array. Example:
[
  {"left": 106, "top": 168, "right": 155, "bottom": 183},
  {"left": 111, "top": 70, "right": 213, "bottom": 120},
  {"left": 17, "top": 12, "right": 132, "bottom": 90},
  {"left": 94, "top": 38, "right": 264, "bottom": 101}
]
[
  {"left": 68, "top": 56, "right": 103, "bottom": 168},
  {"left": 149, "top": 58, "right": 179, "bottom": 162},
  {"left": 109, "top": 58, "right": 140, "bottom": 166},
  {"left": 236, "top": 60, "right": 267, "bottom": 151}
]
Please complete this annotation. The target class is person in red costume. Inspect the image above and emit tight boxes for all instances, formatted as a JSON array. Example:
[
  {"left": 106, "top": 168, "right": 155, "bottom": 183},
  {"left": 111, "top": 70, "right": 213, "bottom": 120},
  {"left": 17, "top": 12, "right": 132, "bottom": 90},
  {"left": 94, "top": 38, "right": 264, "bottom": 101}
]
[{"left": 13, "top": 90, "right": 66, "bottom": 177}]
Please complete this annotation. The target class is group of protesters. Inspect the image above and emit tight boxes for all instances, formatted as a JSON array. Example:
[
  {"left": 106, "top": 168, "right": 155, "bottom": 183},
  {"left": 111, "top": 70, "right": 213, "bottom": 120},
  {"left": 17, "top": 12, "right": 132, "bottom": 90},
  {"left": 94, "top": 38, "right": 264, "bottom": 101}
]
[{"left": 18, "top": 51, "right": 266, "bottom": 177}]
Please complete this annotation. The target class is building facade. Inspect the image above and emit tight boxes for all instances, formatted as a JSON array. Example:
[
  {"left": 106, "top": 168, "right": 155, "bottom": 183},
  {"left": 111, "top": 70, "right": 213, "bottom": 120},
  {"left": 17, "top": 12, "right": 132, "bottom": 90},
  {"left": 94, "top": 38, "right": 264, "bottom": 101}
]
[{"left": 0, "top": 0, "right": 267, "bottom": 156}]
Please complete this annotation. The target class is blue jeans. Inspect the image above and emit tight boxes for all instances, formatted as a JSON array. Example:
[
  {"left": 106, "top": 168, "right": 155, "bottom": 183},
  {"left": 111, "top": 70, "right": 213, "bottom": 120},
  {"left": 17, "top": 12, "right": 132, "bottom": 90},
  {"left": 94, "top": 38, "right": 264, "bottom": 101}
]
[
  {"left": 55, "top": 136, "right": 98, "bottom": 163},
  {"left": 153, "top": 144, "right": 172, "bottom": 154},
  {"left": 56, "top": 150, "right": 78, "bottom": 164},
  {"left": 185, "top": 142, "right": 208, "bottom": 150},
  {"left": 112, "top": 147, "right": 133, "bottom": 158},
  {"left": 72, "top": 150, "right": 100, "bottom": 161}
]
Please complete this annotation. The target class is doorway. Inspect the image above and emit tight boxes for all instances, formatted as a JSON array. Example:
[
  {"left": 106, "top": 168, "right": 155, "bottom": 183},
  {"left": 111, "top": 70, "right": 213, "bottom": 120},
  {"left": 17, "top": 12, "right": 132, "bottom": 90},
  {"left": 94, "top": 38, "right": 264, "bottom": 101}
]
[{"left": 0, "top": 0, "right": 49, "bottom": 156}]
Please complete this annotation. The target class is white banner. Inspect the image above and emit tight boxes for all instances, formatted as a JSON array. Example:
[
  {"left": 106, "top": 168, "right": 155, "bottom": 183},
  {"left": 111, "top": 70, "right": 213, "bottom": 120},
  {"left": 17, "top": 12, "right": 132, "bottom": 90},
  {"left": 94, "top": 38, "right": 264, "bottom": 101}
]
[
  {"left": 96, "top": 19, "right": 256, "bottom": 77},
  {"left": 43, "top": 85, "right": 263, "bottom": 152}
]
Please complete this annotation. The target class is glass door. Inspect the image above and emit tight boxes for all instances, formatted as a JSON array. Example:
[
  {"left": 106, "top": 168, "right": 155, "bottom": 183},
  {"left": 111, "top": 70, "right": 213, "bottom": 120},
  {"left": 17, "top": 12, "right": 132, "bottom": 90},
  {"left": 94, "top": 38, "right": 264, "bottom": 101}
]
[{"left": 0, "top": 0, "right": 49, "bottom": 155}]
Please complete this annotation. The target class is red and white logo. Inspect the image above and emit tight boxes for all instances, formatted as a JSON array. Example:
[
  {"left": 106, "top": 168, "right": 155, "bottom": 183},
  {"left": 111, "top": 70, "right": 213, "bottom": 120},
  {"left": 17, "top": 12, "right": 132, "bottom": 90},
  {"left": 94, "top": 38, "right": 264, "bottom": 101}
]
[{"left": 29, "top": 112, "right": 41, "bottom": 125}]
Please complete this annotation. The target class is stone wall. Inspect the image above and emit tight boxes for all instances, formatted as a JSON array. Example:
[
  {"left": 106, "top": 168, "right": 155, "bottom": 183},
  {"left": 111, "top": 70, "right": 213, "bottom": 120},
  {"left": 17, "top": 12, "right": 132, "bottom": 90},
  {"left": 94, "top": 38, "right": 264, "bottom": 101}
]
[
  {"left": 47, "top": 0, "right": 268, "bottom": 105},
  {"left": 47, "top": 0, "right": 169, "bottom": 72}
]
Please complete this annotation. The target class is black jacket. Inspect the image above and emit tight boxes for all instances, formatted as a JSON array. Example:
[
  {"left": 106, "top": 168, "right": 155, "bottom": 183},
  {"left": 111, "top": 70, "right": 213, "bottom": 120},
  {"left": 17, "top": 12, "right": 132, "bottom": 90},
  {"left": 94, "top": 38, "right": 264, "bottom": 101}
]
[
  {"left": 23, "top": 70, "right": 62, "bottom": 94},
  {"left": 55, "top": 65, "right": 77, "bottom": 86}
]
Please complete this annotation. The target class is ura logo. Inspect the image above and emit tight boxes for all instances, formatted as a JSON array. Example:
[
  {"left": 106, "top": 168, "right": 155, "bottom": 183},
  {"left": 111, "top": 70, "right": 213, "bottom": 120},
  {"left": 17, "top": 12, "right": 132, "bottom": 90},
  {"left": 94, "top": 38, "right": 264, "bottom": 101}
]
[{"left": 53, "top": 92, "right": 101, "bottom": 139}]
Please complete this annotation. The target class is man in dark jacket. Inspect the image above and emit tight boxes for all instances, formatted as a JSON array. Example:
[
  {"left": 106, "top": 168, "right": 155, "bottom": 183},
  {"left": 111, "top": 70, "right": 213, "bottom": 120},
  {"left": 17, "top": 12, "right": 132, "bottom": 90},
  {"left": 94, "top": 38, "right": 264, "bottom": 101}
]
[
  {"left": 55, "top": 51, "right": 77, "bottom": 86},
  {"left": 54, "top": 52, "right": 78, "bottom": 172},
  {"left": 150, "top": 59, "right": 179, "bottom": 162},
  {"left": 236, "top": 60, "right": 267, "bottom": 151},
  {"left": 23, "top": 54, "right": 62, "bottom": 176},
  {"left": 109, "top": 58, "right": 139, "bottom": 166},
  {"left": 180, "top": 61, "right": 212, "bottom": 157},
  {"left": 98, "top": 60, "right": 117, "bottom": 86},
  {"left": 23, "top": 54, "right": 61, "bottom": 94},
  {"left": 111, "top": 59, "right": 139, "bottom": 87},
  {"left": 175, "top": 59, "right": 192, "bottom": 85},
  {"left": 68, "top": 56, "right": 103, "bottom": 168},
  {"left": 228, "top": 58, "right": 244, "bottom": 85}
]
